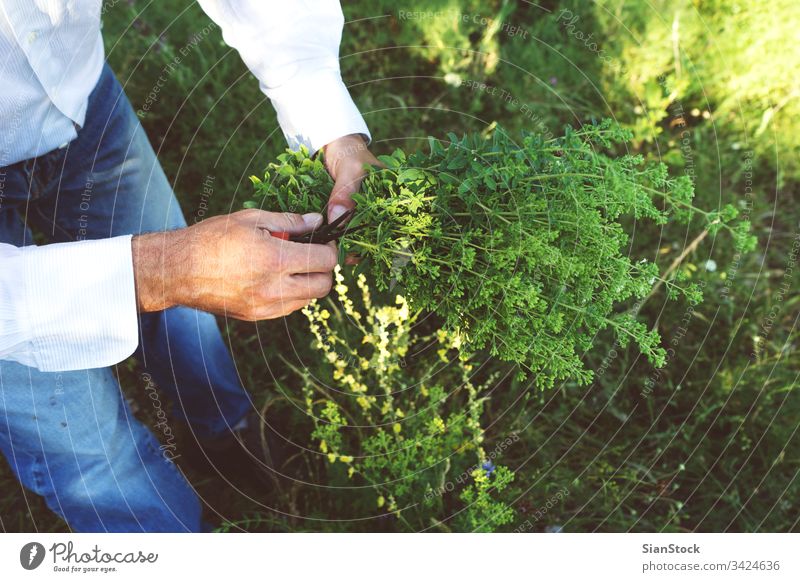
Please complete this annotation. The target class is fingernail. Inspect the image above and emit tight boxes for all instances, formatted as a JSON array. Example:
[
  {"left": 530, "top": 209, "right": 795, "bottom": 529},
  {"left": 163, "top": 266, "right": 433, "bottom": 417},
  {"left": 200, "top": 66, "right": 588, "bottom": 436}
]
[
  {"left": 302, "top": 213, "right": 323, "bottom": 228},
  {"left": 329, "top": 205, "right": 348, "bottom": 223}
]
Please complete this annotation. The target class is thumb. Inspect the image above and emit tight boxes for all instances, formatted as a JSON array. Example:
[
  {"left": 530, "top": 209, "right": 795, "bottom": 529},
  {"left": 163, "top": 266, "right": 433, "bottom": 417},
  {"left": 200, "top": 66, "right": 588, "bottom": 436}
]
[{"left": 328, "top": 168, "right": 364, "bottom": 223}]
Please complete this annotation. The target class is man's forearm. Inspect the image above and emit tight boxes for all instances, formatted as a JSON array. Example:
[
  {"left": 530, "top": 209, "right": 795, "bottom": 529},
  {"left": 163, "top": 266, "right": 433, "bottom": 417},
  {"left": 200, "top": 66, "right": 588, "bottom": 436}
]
[{"left": 131, "top": 230, "right": 188, "bottom": 313}]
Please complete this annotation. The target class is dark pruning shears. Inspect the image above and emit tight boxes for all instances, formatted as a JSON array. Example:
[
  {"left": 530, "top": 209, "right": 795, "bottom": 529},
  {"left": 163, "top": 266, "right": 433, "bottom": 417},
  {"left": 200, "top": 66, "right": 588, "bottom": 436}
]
[{"left": 267, "top": 208, "right": 367, "bottom": 244}]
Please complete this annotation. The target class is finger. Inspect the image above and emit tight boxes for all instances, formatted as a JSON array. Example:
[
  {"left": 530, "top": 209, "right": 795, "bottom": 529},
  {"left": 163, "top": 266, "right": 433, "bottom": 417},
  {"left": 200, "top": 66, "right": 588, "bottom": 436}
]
[
  {"left": 239, "top": 209, "right": 323, "bottom": 234},
  {"left": 287, "top": 272, "right": 334, "bottom": 300},
  {"left": 328, "top": 167, "right": 366, "bottom": 223},
  {"left": 279, "top": 241, "right": 338, "bottom": 274},
  {"left": 267, "top": 272, "right": 332, "bottom": 302}
]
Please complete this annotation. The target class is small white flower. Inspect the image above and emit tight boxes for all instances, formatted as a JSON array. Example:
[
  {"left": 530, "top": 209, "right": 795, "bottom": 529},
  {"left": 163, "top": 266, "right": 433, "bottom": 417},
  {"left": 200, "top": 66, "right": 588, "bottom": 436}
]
[
  {"left": 704, "top": 259, "right": 717, "bottom": 272},
  {"left": 443, "top": 72, "right": 462, "bottom": 86}
]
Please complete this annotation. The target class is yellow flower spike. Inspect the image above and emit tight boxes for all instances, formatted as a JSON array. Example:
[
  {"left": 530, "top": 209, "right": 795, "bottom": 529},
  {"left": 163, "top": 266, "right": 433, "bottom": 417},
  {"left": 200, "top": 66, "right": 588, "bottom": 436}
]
[
  {"left": 377, "top": 495, "right": 385, "bottom": 508},
  {"left": 472, "top": 470, "right": 488, "bottom": 484},
  {"left": 393, "top": 423, "right": 402, "bottom": 434},
  {"left": 340, "top": 455, "right": 353, "bottom": 463},
  {"left": 319, "top": 440, "right": 328, "bottom": 453},
  {"left": 348, "top": 466, "right": 355, "bottom": 478},
  {"left": 327, "top": 452, "right": 337, "bottom": 463},
  {"left": 356, "top": 273, "right": 371, "bottom": 310}
]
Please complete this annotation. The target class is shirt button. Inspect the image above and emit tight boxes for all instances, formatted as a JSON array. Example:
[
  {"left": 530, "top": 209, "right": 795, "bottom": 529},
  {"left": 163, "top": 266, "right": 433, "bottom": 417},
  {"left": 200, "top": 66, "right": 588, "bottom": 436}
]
[{"left": 27, "top": 30, "right": 38, "bottom": 43}]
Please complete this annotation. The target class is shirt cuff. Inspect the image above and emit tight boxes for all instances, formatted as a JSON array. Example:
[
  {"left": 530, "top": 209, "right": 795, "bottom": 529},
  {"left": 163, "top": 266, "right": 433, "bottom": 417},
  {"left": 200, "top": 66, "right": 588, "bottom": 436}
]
[
  {"left": 18, "top": 236, "right": 139, "bottom": 372},
  {"left": 265, "top": 69, "right": 371, "bottom": 155}
]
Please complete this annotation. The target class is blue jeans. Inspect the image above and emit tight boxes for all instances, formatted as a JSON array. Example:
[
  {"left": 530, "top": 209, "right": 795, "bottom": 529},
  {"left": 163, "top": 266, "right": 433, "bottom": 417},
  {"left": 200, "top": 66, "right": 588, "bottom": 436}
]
[{"left": 0, "top": 64, "right": 251, "bottom": 532}]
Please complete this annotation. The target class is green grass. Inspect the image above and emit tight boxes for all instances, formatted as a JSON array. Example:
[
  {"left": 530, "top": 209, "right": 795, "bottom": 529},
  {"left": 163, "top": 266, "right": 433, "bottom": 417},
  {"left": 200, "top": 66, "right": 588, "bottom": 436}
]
[{"left": 1, "top": 0, "right": 797, "bottom": 532}]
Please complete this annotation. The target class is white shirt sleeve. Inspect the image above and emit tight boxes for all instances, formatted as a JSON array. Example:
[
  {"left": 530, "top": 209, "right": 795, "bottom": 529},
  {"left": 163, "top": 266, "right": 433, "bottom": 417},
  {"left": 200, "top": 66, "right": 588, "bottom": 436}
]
[
  {"left": 196, "top": 0, "right": 370, "bottom": 155},
  {"left": 0, "top": 236, "right": 139, "bottom": 372}
]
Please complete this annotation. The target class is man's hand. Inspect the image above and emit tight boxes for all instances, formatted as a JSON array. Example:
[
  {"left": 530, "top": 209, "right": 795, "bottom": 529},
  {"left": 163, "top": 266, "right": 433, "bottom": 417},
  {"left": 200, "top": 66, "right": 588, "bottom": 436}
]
[
  {"left": 131, "top": 209, "right": 337, "bottom": 320},
  {"left": 322, "top": 133, "right": 380, "bottom": 223}
]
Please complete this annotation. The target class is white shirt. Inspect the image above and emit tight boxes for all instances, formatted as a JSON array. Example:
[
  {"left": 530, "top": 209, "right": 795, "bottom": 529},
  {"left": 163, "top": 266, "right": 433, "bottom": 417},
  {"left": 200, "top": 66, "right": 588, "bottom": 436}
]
[{"left": 0, "top": 0, "right": 370, "bottom": 372}]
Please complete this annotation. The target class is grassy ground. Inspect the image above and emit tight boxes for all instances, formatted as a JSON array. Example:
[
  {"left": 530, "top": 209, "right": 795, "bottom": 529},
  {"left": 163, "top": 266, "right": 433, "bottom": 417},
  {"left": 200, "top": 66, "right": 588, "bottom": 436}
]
[{"left": 1, "top": 0, "right": 798, "bottom": 532}]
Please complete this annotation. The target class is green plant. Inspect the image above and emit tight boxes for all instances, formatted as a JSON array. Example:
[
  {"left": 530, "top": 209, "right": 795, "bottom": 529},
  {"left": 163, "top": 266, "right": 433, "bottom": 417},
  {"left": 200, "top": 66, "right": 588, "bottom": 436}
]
[
  {"left": 296, "top": 268, "right": 515, "bottom": 531},
  {"left": 250, "top": 120, "right": 744, "bottom": 388}
]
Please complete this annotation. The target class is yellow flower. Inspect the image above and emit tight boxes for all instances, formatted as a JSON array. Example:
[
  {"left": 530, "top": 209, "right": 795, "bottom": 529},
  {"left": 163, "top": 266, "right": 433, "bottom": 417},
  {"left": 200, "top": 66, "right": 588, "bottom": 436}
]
[
  {"left": 339, "top": 455, "right": 353, "bottom": 463},
  {"left": 327, "top": 453, "right": 337, "bottom": 463},
  {"left": 393, "top": 423, "right": 402, "bottom": 434},
  {"left": 395, "top": 295, "right": 410, "bottom": 321},
  {"left": 377, "top": 495, "right": 385, "bottom": 508},
  {"left": 319, "top": 440, "right": 328, "bottom": 453}
]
